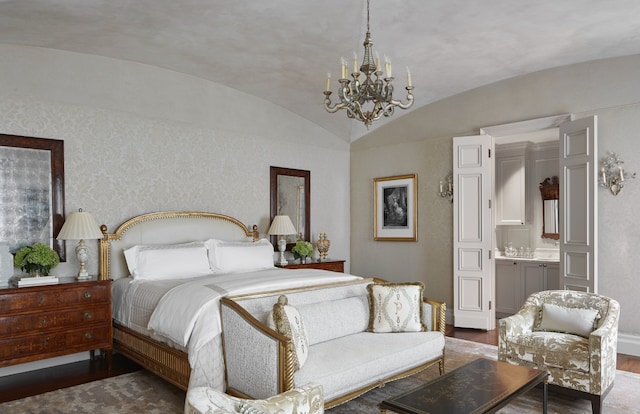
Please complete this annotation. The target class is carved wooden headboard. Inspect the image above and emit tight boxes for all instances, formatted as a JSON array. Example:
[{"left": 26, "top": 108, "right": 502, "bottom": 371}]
[{"left": 98, "top": 211, "right": 259, "bottom": 281}]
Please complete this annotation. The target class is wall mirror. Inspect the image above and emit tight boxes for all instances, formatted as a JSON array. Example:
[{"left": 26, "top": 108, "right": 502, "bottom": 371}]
[
  {"left": 539, "top": 176, "right": 559, "bottom": 240},
  {"left": 0, "top": 134, "right": 66, "bottom": 260},
  {"left": 270, "top": 166, "right": 310, "bottom": 250}
]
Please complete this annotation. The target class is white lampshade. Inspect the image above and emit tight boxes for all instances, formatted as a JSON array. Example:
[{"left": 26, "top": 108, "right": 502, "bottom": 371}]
[
  {"left": 57, "top": 209, "right": 103, "bottom": 241},
  {"left": 57, "top": 209, "right": 103, "bottom": 280},
  {"left": 267, "top": 215, "right": 297, "bottom": 236}
]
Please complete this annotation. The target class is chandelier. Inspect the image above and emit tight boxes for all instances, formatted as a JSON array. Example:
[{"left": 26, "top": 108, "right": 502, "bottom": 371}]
[{"left": 323, "top": 0, "right": 414, "bottom": 129}]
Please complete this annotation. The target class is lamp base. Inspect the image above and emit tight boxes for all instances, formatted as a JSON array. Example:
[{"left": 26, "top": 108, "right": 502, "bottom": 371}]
[
  {"left": 76, "top": 272, "right": 92, "bottom": 281},
  {"left": 75, "top": 240, "right": 92, "bottom": 280},
  {"left": 277, "top": 237, "right": 288, "bottom": 266}
]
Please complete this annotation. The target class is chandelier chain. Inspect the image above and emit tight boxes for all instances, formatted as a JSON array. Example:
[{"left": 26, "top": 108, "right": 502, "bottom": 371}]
[{"left": 366, "top": 0, "right": 370, "bottom": 33}]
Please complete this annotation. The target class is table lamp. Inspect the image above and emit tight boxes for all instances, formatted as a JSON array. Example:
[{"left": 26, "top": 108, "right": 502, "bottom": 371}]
[
  {"left": 57, "top": 208, "right": 104, "bottom": 280},
  {"left": 267, "top": 215, "right": 297, "bottom": 266}
]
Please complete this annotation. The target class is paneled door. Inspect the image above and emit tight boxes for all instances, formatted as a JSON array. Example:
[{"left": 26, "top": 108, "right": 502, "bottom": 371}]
[
  {"left": 559, "top": 116, "right": 598, "bottom": 293},
  {"left": 453, "top": 135, "right": 495, "bottom": 329}
]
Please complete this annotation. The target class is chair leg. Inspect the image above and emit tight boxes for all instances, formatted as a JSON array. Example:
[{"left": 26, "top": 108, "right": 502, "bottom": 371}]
[{"left": 591, "top": 394, "right": 602, "bottom": 414}]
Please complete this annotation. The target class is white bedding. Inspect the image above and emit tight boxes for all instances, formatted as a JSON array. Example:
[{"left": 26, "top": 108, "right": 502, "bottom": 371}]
[{"left": 113, "top": 268, "right": 361, "bottom": 367}]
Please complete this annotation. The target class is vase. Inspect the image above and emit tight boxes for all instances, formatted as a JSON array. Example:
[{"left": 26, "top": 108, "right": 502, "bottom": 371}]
[
  {"left": 300, "top": 257, "right": 307, "bottom": 264},
  {"left": 317, "top": 233, "right": 331, "bottom": 262}
]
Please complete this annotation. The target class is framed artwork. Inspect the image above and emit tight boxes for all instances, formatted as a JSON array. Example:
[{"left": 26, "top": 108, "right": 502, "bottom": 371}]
[
  {"left": 374, "top": 174, "right": 417, "bottom": 241},
  {"left": 0, "top": 134, "right": 66, "bottom": 261}
]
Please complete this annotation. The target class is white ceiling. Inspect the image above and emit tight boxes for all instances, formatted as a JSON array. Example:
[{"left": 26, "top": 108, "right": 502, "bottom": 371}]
[{"left": 2, "top": 0, "right": 640, "bottom": 143}]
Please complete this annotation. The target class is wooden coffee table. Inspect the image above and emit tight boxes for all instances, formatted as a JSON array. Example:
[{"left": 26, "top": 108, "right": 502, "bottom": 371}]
[{"left": 380, "top": 358, "right": 548, "bottom": 414}]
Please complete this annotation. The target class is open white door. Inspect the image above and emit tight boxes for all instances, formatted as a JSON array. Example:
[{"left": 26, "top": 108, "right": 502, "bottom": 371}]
[
  {"left": 559, "top": 116, "right": 598, "bottom": 292},
  {"left": 453, "top": 135, "right": 495, "bottom": 329}
]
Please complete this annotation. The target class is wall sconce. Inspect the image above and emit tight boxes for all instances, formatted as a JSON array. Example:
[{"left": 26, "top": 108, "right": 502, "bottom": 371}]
[
  {"left": 600, "top": 151, "right": 635, "bottom": 196},
  {"left": 438, "top": 174, "right": 454, "bottom": 202}
]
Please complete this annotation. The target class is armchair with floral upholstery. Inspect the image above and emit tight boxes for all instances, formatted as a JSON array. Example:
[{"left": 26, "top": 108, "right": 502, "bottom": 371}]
[
  {"left": 185, "top": 382, "right": 324, "bottom": 414},
  {"left": 498, "top": 290, "right": 620, "bottom": 414}
]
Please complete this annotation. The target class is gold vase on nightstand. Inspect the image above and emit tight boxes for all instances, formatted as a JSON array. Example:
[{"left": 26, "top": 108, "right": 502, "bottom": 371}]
[{"left": 317, "top": 233, "right": 331, "bottom": 262}]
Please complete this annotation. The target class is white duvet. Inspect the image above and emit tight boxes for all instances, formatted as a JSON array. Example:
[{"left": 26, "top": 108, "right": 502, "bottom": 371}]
[{"left": 145, "top": 267, "right": 361, "bottom": 366}]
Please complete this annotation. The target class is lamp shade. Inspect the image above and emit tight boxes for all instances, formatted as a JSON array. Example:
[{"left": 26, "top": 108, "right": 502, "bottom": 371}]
[
  {"left": 267, "top": 215, "right": 297, "bottom": 236},
  {"left": 57, "top": 209, "right": 103, "bottom": 240}
]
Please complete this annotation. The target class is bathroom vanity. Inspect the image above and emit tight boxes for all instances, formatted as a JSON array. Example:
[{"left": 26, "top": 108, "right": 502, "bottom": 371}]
[{"left": 495, "top": 256, "right": 559, "bottom": 318}]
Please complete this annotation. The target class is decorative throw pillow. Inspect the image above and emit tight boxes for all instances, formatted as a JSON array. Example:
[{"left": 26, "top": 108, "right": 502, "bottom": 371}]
[
  {"left": 271, "top": 295, "right": 309, "bottom": 371},
  {"left": 367, "top": 282, "right": 425, "bottom": 333},
  {"left": 535, "top": 303, "right": 600, "bottom": 338}
]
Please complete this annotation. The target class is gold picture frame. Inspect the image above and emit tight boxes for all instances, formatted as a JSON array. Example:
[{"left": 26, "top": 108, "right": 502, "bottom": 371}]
[{"left": 374, "top": 174, "right": 417, "bottom": 241}]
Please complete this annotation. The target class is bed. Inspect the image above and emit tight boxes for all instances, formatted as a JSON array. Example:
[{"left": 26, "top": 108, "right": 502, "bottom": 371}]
[{"left": 98, "top": 211, "right": 361, "bottom": 391}]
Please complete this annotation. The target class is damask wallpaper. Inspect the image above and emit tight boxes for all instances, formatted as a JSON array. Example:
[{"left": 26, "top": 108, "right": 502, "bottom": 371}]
[{"left": 0, "top": 46, "right": 350, "bottom": 279}]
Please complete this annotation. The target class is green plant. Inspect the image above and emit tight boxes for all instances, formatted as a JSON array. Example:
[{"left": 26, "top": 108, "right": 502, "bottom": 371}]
[
  {"left": 291, "top": 241, "right": 313, "bottom": 260},
  {"left": 13, "top": 243, "right": 60, "bottom": 276}
]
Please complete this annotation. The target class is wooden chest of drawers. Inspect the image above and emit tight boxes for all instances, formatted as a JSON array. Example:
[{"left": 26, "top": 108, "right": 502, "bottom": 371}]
[
  {"left": 0, "top": 278, "right": 112, "bottom": 368},
  {"left": 277, "top": 260, "right": 345, "bottom": 273}
]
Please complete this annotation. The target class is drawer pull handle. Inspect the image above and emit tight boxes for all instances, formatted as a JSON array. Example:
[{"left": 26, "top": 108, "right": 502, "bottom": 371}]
[
  {"left": 85, "top": 332, "right": 93, "bottom": 340},
  {"left": 40, "top": 318, "right": 47, "bottom": 325},
  {"left": 38, "top": 296, "right": 45, "bottom": 303},
  {"left": 42, "top": 339, "right": 48, "bottom": 346},
  {"left": 83, "top": 291, "right": 92, "bottom": 299},
  {"left": 84, "top": 312, "right": 93, "bottom": 319}
]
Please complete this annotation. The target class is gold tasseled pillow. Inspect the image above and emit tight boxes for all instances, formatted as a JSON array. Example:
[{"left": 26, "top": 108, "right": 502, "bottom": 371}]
[{"left": 367, "top": 282, "right": 425, "bottom": 333}]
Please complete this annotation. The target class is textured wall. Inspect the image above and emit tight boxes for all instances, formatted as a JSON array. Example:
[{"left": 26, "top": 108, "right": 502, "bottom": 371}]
[
  {"left": 351, "top": 55, "right": 640, "bottom": 340},
  {"left": 0, "top": 45, "right": 351, "bottom": 279}
]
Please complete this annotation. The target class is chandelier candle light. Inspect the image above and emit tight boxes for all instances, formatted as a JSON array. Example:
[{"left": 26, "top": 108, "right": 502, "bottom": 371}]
[{"left": 323, "top": 0, "right": 414, "bottom": 128}]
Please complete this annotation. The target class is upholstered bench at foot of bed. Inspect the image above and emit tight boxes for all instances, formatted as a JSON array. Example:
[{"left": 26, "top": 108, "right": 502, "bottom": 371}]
[
  {"left": 296, "top": 331, "right": 445, "bottom": 401},
  {"left": 220, "top": 279, "right": 447, "bottom": 409}
]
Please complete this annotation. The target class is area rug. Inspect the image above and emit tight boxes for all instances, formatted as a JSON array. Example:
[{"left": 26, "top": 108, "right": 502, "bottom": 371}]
[
  {"left": 328, "top": 338, "right": 640, "bottom": 414},
  {"left": 2, "top": 337, "right": 639, "bottom": 413},
  {"left": 0, "top": 369, "right": 186, "bottom": 414}
]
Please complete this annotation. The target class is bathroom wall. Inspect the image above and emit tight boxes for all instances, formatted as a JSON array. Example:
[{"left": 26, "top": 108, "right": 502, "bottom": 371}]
[{"left": 495, "top": 136, "right": 559, "bottom": 257}]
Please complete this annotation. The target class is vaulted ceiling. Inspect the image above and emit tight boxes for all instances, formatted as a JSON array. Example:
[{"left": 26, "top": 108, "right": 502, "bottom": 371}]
[{"left": 2, "top": 0, "right": 640, "bottom": 143}]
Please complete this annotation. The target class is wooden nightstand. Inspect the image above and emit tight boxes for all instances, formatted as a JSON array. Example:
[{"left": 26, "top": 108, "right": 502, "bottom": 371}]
[
  {"left": 0, "top": 277, "right": 112, "bottom": 368},
  {"left": 276, "top": 260, "right": 345, "bottom": 273}
]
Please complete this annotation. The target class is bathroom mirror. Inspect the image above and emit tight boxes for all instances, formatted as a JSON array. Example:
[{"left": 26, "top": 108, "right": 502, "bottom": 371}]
[
  {"left": 270, "top": 166, "right": 310, "bottom": 250},
  {"left": 539, "top": 176, "right": 559, "bottom": 240}
]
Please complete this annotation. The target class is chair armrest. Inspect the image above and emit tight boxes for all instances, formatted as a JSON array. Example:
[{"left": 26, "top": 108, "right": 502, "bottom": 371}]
[
  {"left": 186, "top": 383, "right": 324, "bottom": 414},
  {"left": 220, "top": 298, "right": 295, "bottom": 399},
  {"left": 423, "top": 297, "right": 446, "bottom": 335},
  {"left": 498, "top": 304, "right": 537, "bottom": 360},
  {"left": 588, "top": 298, "right": 620, "bottom": 393},
  {"left": 239, "top": 383, "right": 324, "bottom": 414}
]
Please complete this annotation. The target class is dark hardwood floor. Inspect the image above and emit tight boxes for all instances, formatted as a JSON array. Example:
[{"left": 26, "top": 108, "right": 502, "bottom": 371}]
[
  {"left": 0, "top": 354, "right": 142, "bottom": 403},
  {"left": 1, "top": 325, "right": 639, "bottom": 404}
]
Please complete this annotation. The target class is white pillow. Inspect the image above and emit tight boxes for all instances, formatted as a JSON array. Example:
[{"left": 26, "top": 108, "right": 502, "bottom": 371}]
[
  {"left": 367, "top": 282, "right": 425, "bottom": 333},
  {"left": 123, "top": 242, "right": 212, "bottom": 280},
  {"left": 210, "top": 238, "right": 275, "bottom": 273},
  {"left": 536, "top": 303, "right": 600, "bottom": 338}
]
